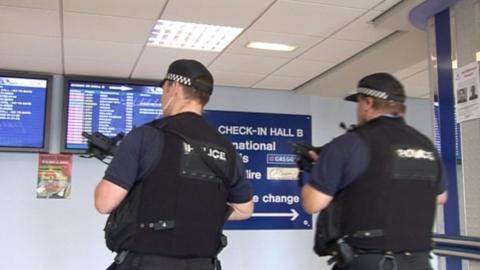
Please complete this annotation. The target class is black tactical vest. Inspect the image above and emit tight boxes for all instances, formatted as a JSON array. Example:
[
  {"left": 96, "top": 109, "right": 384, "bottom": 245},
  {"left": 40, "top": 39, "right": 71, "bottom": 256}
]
[
  {"left": 126, "top": 112, "right": 236, "bottom": 258},
  {"left": 335, "top": 117, "right": 441, "bottom": 252}
]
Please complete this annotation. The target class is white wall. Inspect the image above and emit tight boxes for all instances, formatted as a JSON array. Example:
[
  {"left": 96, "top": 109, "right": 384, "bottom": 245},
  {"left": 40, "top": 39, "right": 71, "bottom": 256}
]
[{"left": 0, "top": 79, "right": 434, "bottom": 270}]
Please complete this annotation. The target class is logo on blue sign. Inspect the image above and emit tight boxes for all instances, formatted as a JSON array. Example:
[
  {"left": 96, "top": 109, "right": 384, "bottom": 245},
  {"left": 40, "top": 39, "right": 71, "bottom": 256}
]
[{"left": 266, "top": 154, "right": 296, "bottom": 165}]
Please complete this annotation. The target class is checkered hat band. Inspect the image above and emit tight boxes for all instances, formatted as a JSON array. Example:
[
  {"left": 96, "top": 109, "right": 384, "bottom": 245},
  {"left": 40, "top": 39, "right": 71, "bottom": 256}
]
[
  {"left": 166, "top": 73, "right": 192, "bottom": 86},
  {"left": 357, "top": 87, "right": 389, "bottom": 100}
]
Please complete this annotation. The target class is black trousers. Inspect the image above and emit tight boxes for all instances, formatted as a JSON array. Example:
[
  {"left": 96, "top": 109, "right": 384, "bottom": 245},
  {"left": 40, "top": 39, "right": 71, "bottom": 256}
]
[
  {"left": 108, "top": 253, "right": 217, "bottom": 270},
  {"left": 332, "top": 252, "right": 432, "bottom": 270}
]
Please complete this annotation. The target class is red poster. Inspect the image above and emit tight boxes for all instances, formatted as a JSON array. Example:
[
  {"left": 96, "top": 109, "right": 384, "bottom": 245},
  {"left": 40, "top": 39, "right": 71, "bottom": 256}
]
[{"left": 37, "top": 154, "right": 72, "bottom": 199}]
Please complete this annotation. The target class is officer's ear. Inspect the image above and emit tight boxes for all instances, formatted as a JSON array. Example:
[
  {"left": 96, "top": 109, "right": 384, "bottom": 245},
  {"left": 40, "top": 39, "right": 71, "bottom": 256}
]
[
  {"left": 363, "top": 96, "right": 375, "bottom": 109},
  {"left": 169, "top": 81, "right": 183, "bottom": 96},
  {"left": 358, "top": 95, "right": 374, "bottom": 110}
]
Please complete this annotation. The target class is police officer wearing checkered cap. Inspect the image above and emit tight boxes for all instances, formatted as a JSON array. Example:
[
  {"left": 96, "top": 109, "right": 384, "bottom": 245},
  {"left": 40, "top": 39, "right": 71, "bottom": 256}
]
[
  {"left": 302, "top": 73, "right": 448, "bottom": 270},
  {"left": 95, "top": 59, "right": 254, "bottom": 270}
]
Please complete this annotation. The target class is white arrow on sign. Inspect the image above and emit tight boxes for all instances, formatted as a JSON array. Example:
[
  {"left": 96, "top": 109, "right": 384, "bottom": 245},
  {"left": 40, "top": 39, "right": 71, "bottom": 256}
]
[
  {"left": 252, "top": 209, "right": 299, "bottom": 221},
  {"left": 109, "top": 86, "right": 132, "bottom": 91}
]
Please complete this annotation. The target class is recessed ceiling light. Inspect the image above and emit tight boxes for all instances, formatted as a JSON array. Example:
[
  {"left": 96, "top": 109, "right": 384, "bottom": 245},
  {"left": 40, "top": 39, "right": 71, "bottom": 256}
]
[
  {"left": 147, "top": 20, "right": 243, "bottom": 52},
  {"left": 246, "top": 41, "right": 297, "bottom": 52}
]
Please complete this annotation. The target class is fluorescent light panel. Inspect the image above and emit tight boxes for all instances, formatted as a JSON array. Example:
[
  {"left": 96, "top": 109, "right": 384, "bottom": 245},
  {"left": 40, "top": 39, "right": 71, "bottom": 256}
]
[
  {"left": 247, "top": 41, "right": 297, "bottom": 52},
  {"left": 148, "top": 20, "right": 243, "bottom": 52}
]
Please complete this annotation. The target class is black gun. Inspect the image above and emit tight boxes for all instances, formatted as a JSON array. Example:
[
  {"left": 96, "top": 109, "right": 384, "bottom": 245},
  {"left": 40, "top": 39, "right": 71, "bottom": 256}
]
[
  {"left": 339, "top": 122, "right": 357, "bottom": 132},
  {"left": 292, "top": 122, "right": 356, "bottom": 186},
  {"left": 291, "top": 142, "right": 321, "bottom": 172},
  {"left": 82, "top": 131, "right": 124, "bottom": 163},
  {"left": 291, "top": 142, "right": 322, "bottom": 187}
]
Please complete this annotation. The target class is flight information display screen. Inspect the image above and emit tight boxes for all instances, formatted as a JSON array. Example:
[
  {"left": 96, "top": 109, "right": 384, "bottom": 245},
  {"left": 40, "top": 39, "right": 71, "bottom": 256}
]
[
  {"left": 0, "top": 75, "right": 50, "bottom": 151},
  {"left": 62, "top": 78, "right": 162, "bottom": 151}
]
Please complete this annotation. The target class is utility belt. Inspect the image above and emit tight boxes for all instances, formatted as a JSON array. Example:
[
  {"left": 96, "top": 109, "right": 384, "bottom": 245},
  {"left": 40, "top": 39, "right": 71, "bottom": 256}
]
[
  {"left": 318, "top": 229, "right": 430, "bottom": 268},
  {"left": 316, "top": 229, "right": 385, "bottom": 268},
  {"left": 313, "top": 202, "right": 395, "bottom": 267},
  {"left": 347, "top": 250, "right": 431, "bottom": 270},
  {"left": 107, "top": 251, "right": 223, "bottom": 270},
  {"left": 313, "top": 200, "right": 384, "bottom": 257},
  {"left": 353, "top": 250, "right": 427, "bottom": 256},
  {"left": 106, "top": 230, "right": 228, "bottom": 270}
]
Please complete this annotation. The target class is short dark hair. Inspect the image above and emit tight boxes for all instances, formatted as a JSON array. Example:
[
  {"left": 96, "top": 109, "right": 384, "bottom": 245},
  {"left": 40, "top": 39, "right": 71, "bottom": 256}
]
[
  {"left": 163, "top": 80, "right": 210, "bottom": 106},
  {"left": 182, "top": 84, "right": 210, "bottom": 106}
]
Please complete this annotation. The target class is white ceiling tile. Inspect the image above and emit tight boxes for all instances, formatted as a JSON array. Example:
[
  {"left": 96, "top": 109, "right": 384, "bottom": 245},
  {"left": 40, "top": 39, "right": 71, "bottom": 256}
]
[
  {"left": 209, "top": 53, "right": 290, "bottom": 75},
  {"left": 373, "top": 0, "right": 403, "bottom": 12},
  {"left": 300, "top": 38, "right": 371, "bottom": 62},
  {"left": 63, "top": 0, "right": 166, "bottom": 19},
  {"left": 226, "top": 30, "right": 323, "bottom": 58},
  {"left": 64, "top": 58, "right": 133, "bottom": 78},
  {"left": 0, "top": 33, "right": 61, "bottom": 58},
  {"left": 254, "top": 75, "right": 308, "bottom": 90},
  {"left": 333, "top": 11, "right": 393, "bottom": 42},
  {"left": 0, "top": 0, "right": 58, "bottom": 10},
  {"left": 132, "top": 46, "right": 218, "bottom": 80},
  {"left": 213, "top": 72, "right": 265, "bottom": 88},
  {"left": 0, "top": 53, "right": 62, "bottom": 73},
  {"left": 0, "top": 6, "right": 60, "bottom": 36},
  {"left": 291, "top": 0, "right": 383, "bottom": 9},
  {"left": 64, "top": 39, "right": 143, "bottom": 64},
  {"left": 273, "top": 59, "right": 335, "bottom": 78},
  {"left": 63, "top": 12, "right": 154, "bottom": 44},
  {"left": 251, "top": 0, "right": 364, "bottom": 37},
  {"left": 161, "top": 0, "right": 275, "bottom": 27}
]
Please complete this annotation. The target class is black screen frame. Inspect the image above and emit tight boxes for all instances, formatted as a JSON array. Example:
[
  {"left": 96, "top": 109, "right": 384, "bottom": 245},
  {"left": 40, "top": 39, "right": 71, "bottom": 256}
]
[
  {"left": 0, "top": 70, "right": 52, "bottom": 153},
  {"left": 61, "top": 75, "right": 162, "bottom": 154}
]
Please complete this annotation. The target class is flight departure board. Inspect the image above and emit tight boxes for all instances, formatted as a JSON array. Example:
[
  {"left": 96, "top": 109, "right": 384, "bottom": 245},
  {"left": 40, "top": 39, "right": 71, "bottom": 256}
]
[
  {"left": 62, "top": 78, "right": 162, "bottom": 152},
  {"left": 0, "top": 74, "right": 51, "bottom": 152}
]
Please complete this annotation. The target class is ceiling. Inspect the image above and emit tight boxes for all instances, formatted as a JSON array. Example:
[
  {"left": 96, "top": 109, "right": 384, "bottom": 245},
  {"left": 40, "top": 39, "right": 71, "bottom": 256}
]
[{"left": 0, "top": 0, "right": 431, "bottom": 98}]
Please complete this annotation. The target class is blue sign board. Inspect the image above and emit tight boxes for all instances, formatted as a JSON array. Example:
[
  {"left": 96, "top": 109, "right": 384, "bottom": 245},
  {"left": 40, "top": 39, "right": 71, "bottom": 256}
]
[{"left": 204, "top": 110, "right": 312, "bottom": 230}]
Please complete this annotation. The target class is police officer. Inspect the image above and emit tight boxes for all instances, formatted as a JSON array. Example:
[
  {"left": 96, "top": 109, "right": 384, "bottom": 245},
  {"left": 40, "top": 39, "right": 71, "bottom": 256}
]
[
  {"left": 94, "top": 59, "right": 254, "bottom": 270},
  {"left": 301, "top": 73, "right": 448, "bottom": 270}
]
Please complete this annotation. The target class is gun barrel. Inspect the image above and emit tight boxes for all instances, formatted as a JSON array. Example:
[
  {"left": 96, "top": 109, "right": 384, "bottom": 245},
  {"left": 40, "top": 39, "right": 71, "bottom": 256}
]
[{"left": 81, "top": 131, "right": 91, "bottom": 138}]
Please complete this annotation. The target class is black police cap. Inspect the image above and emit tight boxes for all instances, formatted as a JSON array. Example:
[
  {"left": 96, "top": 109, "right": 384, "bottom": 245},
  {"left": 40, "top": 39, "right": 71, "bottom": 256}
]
[
  {"left": 345, "top": 73, "right": 406, "bottom": 103},
  {"left": 163, "top": 59, "right": 214, "bottom": 95}
]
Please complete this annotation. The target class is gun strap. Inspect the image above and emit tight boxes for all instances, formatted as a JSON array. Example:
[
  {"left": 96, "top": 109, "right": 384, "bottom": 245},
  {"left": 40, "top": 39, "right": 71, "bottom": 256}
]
[
  {"left": 152, "top": 121, "right": 231, "bottom": 189},
  {"left": 114, "top": 250, "right": 129, "bottom": 264}
]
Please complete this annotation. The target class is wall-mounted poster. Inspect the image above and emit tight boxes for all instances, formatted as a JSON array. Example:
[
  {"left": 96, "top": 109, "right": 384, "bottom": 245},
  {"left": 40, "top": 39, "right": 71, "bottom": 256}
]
[
  {"left": 454, "top": 62, "right": 480, "bottom": 123},
  {"left": 36, "top": 154, "right": 72, "bottom": 199}
]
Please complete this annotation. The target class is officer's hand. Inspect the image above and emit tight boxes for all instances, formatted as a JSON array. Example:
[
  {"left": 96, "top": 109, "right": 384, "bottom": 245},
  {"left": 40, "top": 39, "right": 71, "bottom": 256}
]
[{"left": 308, "top": 150, "right": 319, "bottom": 161}]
